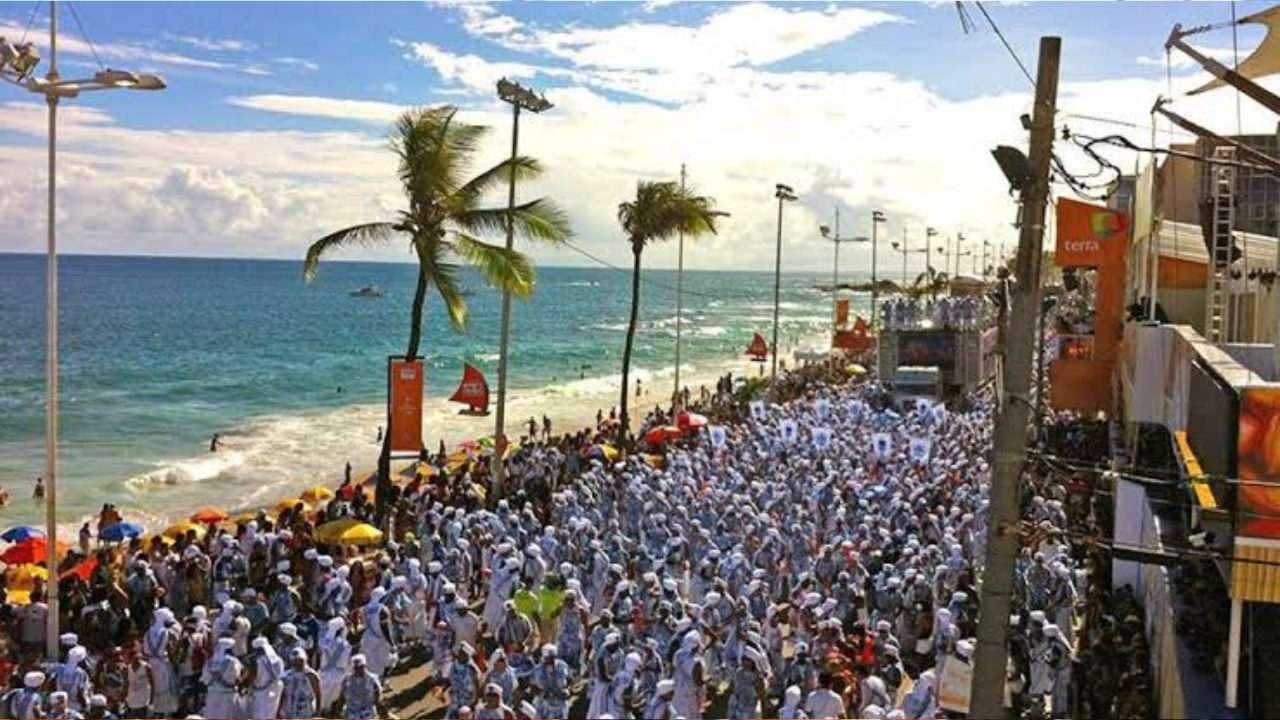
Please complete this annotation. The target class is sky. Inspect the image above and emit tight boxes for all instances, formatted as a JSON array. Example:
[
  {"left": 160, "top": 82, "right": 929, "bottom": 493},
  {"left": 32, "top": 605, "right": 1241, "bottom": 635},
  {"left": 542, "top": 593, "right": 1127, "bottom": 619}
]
[{"left": 1, "top": 0, "right": 1279, "bottom": 274}]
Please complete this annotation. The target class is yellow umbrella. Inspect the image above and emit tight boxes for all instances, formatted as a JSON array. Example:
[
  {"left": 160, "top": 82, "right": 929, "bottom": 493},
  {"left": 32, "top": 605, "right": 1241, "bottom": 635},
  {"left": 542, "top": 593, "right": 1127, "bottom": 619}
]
[
  {"left": 274, "top": 498, "right": 312, "bottom": 515},
  {"left": 7, "top": 564, "right": 48, "bottom": 590},
  {"left": 301, "top": 485, "right": 335, "bottom": 505},
  {"left": 845, "top": 363, "right": 868, "bottom": 376},
  {"left": 315, "top": 518, "right": 384, "bottom": 547},
  {"left": 233, "top": 511, "right": 261, "bottom": 525},
  {"left": 162, "top": 521, "right": 207, "bottom": 541},
  {"left": 6, "top": 588, "right": 31, "bottom": 606}
]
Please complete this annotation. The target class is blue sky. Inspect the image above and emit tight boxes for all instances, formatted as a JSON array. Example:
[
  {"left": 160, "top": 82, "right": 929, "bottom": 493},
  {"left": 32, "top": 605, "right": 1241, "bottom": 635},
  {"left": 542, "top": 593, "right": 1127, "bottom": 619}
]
[{"left": 1, "top": 1, "right": 1276, "bottom": 272}]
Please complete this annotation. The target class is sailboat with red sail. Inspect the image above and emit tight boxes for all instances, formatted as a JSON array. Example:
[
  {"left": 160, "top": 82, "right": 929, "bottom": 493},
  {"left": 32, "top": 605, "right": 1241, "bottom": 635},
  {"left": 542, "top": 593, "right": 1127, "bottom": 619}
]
[
  {"left": 746, "top": 333, "right": 769, "bottom": 362},
  {"left": 450, "top": 363, "right": 490, "bottom": 416}
]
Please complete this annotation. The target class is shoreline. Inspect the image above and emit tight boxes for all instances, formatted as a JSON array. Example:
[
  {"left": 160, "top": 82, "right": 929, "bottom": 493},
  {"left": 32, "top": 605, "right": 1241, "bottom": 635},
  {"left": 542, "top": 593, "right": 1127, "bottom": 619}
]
[{"left": 1, "top": 329, "right": 835, "bottom": 537}]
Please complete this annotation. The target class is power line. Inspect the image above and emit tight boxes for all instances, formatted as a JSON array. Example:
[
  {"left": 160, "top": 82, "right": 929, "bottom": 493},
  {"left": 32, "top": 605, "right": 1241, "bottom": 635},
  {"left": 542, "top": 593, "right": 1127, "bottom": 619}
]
[
  {"left": 560, "top": 240, "right": 724, "bottom": 301},
  {"left": 973, "top": 0, "right": 1035, "bottom": 88},
  {"left": 66, "top": 1, "right": 105, "bottom": 72},
  {"left": 20, "top": 0, "right": 40, "bottom": 44}
]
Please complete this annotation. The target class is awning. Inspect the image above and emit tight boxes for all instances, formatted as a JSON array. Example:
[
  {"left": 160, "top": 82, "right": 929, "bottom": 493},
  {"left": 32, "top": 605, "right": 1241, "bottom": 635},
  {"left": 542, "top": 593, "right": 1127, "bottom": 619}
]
[
  {"left": 1191, "top": 6, "right": 1280, "bottom": 95},
  {"left": 1231, "top": 539, "right": 1280, "bottom": 603}
]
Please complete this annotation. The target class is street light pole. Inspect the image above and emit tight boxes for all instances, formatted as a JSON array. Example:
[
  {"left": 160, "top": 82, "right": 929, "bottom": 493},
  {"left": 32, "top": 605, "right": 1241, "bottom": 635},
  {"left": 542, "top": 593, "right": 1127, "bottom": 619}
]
[
  {"left": 871, "top": 210, "right": 885, "bottom": 328},
  {"left": 674, "top": 163, "right": 686, "bottom": 410},
  {"left": 926, "top": 227, "right": 938, "bottom": 299},
  {"left": 492, "top": 78, "right": 551, "bottom": 501},
  {"left": 44, "top": 3, "right": 59, "bottom": 665},
  {"left": 901, "top": 226, "right": 908, "bottom": 287},
  {"left": 3, "top": 2, "right": 165, "bottom": 661},
  {"left": 772, "top": 183, "right": 797, "bottom": 380}
]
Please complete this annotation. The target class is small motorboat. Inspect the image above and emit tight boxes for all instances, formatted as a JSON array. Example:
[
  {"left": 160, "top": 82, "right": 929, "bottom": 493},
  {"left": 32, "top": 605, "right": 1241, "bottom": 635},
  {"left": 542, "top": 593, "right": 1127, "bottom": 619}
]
[{"left": 349, "top": 284, "right": 383, "bottom": 298}]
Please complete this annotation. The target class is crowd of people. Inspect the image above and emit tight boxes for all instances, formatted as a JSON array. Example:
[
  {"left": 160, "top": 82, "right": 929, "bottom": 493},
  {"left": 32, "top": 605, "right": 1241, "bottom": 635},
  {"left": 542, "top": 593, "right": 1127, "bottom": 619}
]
[
  {"left": 879, "top": 297, "right": 995, "bottom": 332},
  {"left": 0, "top": 357, "right": 1112, "bottom": 720}
]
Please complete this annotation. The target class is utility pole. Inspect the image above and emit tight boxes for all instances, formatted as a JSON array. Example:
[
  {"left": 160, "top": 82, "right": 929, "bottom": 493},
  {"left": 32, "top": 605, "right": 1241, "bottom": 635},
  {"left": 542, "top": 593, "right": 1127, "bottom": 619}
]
[
  {"left": 674, "top": 163, "right": 686, "bottom": 409},
  {"left": 492, "top": 78, "right": 551, "bottom": 501},
  {"left": 871, "top": 210, "right": 886, "bottom": 328},
  {"left": 901, "top": 226, "right": 909, "bottom": 286},
  {"left": 772, "top": 183, "right": 797, "bottom": 380},
  {"left": 926, "top": 227, "right": 939, "bottom": 299},
  {"left": 971, "top": 35, "right": 1060, "bottom": 719}
]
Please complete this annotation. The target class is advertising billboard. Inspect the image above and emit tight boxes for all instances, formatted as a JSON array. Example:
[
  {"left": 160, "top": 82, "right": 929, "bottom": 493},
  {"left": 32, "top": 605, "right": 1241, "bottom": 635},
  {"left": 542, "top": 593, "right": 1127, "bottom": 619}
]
[
  {"left": 1237, "top": 387, "right": 1280, "bottom": 538},
  {"left": 388, "top": 358, "right": 425, "bottom": 454}
]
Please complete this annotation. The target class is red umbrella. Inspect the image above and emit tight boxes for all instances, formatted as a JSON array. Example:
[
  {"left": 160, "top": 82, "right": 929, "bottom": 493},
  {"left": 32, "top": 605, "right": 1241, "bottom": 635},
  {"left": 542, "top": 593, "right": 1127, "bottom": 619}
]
[
  {"left": 675, "top": 412, "right": 708, "bottom": 430},
  {"left": 60, "top": 557, "right": 98, "bottom": 582},
  {"left": 644, "top": 425, "right": 683, "bottom": 445},
  {"left": 190, "top": 508, "right": 229, "bottom": 525},
  {"left": 0, "top": 537, "right": 70, "bottom": 565}
]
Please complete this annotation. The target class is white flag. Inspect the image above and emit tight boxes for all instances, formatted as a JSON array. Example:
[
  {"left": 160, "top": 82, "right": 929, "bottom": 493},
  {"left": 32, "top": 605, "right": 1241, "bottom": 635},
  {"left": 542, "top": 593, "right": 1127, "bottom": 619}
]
[
  {"left": 750, "top": 401, "right": 767, "bottom": 421},
  {"left": 814, "top": 398, "right": 830, "bottom": 419},
  {"left": 781, "top": 420, "right": 798, "bottom": 444},
  {"left": 812, "top": 427, "right": 832, "bottom": 450},
  {"left": 910, "top": 437, "right": 932, "bottom": 464},
  {"left": 873, "top": 433, "right": 892, "bottom": 460},
  {"left": 709, "top": 425, "right": 728, "bottom": 447}
]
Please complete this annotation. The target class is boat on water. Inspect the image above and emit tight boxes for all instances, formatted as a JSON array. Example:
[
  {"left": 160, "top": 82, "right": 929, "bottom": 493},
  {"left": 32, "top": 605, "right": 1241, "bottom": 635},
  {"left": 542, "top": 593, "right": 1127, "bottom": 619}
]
[
  {"left": 450, "top": 363, "right": 491, "bottom": 416},
  {"left": 349, "top": 284, "right": 383, "bottom": 298}
]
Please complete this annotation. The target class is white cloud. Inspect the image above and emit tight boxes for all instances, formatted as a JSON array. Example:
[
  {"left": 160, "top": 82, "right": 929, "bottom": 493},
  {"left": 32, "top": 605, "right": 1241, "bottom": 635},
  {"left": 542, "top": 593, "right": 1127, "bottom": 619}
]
[
  {"left": 0, "top": 19, "right": 271, "bottom": 76},
  {"left": 273, "top": 56, "right": 321, "bottom": 73},
  {"left": 394, "top": 39, "right": 574, "bottom": 93},
  {"left": 1137, "top": 44, "right": 1258, "bottom": 71},
  {"left": 161, "top": 33, "right": 257, "bottom": 53},
  {"left": 227, "top": 94, "right": 409, "bottom": 125}
]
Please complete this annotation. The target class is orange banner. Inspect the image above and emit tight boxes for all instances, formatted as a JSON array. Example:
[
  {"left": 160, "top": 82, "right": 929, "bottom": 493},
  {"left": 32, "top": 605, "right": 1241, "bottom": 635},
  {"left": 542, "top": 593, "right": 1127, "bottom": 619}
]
[
  {"left": 1238, "top": 387, "right": 1280, "bottom": 538},
  {"left": 388, "top": 359, "right": 424, "bottom": 453},
  {"left": 835, "top": 299, "right": 850, "bottom": 328}
]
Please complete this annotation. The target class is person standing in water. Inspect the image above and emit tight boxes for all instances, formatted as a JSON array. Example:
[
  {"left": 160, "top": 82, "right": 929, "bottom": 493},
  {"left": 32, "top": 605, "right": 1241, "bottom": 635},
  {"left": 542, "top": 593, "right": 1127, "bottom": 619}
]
[
  {"left": 209, "top": 434, "right": 222, "bottom": 453},
  {"left": 33, "top": 477, "right": 44, "bottom": 499}
]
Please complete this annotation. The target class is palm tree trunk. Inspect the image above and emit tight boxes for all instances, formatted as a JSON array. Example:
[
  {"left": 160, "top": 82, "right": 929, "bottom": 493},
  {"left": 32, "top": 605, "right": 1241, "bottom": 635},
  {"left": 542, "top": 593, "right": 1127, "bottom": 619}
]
[
  {"left": 619, "top": 243, "right": 643, "bottom": 445},
  {"left": 377, "top": 263, "right": 429, "bottom": 524}
]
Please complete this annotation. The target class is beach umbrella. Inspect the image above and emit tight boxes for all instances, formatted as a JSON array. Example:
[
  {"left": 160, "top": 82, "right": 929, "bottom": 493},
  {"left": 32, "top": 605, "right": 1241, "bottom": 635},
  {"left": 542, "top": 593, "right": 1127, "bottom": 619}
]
[
  {"left": 190, "top": 508, "right": 229, "bottom": 525},
  {"left": 301, "top": 485, "right": 336, "bottom": 505},
  {"left": 274, "top": 498, "right": 311, "bottom": 516},
  {"left": 100, "top": 522, "right": 144, "bottom": 544},
  {"left": 0, "top": 537, "right": 70, "bottom": 565},
  {"left": 645, "top": 425, "right": 683, "bottom": 445},
  {"left": 6, "top": 589, "right": 31, "bottom": 606},
  {"left": 7, "top": 564, "right": 48, "bottom": 590},
  {"left": 1, "top": 526, "right": 44, "bottom": 544},
  {"left": 457, "top": 439, "right": 481, "bottom": 453},
  {"left": 676, "top": 412, "right": 709, "bottom": 430},
  {"left": 60, "top": 557, "right": 97, "bottom": 582},
  {"left": 161, "top": 521, "right": 206, "bottom": 541},
  {"left": 846, "top": 363, "right": 868, "bottom": 376},
  {"left": 588, "top": 444, "right": 619, "bottom": 461},
  {"left": 476, "top": 435, "right": 497, "bottom": 449},
  {"left": 315, "top": 518, "right": 384, "bottom": 547}
]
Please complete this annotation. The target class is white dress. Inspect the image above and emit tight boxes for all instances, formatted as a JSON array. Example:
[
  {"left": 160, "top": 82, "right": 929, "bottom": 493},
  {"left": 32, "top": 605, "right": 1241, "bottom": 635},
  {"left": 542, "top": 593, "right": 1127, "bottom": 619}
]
[
  {"left": 319, "top": 637, "right": 352, "bottom": 712},
  {"left": 202, "top": 656, "right": 243, "bottom": 720},
  {"left": 143, "top": 626, "right": 179, "bottom": 715},
  {"left": 359, "top": 604, "right": 396, "bottom": 679},
  {"left": 247, "top": 653, "right": 284, "bottom": 720}
]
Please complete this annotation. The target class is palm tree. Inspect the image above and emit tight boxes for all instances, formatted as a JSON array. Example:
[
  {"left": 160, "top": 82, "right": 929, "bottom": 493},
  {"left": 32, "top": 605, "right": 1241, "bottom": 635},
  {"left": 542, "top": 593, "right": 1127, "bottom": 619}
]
[
  {"left": 909, "top": 267, "right": 950, "bottom": 300},
  {"left": 616, "top": 181, "right": 720, "bottom": 442},
  {"left": 303, "top": 106, "right": 570, "bottom": 518}
]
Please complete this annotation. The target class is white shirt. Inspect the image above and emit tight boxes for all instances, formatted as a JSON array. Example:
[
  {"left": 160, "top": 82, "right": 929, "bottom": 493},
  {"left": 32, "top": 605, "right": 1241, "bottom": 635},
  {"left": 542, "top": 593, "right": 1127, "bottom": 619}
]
[{"left": 804, "top": 689, "right": 845, "bottom": 720}]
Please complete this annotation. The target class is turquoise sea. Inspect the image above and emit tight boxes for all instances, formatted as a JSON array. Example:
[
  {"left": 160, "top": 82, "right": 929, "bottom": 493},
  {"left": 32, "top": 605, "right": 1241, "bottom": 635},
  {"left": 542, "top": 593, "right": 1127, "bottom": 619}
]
[{"left": 0, "top": 253, "right": 870, "bottom": 528}]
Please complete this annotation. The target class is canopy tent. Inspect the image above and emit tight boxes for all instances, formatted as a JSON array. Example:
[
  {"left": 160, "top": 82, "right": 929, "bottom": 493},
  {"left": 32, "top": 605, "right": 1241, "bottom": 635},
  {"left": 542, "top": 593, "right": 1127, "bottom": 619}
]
[{"left": 1191, "top": 6, "right": 1280, "bottom": 95}]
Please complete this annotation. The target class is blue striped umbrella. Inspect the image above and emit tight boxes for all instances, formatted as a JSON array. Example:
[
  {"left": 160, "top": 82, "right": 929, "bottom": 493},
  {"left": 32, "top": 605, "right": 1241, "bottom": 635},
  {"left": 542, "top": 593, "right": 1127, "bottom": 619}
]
[{"left": 1, "top": 526, "right": 45, "bottom": 544}]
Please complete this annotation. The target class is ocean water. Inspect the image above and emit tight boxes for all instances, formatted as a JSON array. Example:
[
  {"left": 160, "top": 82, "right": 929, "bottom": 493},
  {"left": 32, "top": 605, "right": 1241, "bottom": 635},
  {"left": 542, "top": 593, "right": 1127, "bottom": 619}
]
[{"left": 0, "top": 253, "right": 870, "bottom": 529}]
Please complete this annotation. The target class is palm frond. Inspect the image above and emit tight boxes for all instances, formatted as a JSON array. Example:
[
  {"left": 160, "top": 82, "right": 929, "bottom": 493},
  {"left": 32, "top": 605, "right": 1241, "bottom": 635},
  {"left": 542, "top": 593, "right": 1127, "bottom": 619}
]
[
  {"left": 617, "top": 180, "right": 719, "bottom": 251},
  {"left": 452, "top": 233, "right": 536, "bottom": 298},
  {"left": 433, "top": 262, "right": 471, "bottom": 331},
  {"left": 303, "top": 222, "right": 397, "bottom": 282},
  {"left": 451, "top": 155, "right": 545, "bottom": 211},
  {"left": 453, "top": 198, "right": 572, "bottom": 245}
]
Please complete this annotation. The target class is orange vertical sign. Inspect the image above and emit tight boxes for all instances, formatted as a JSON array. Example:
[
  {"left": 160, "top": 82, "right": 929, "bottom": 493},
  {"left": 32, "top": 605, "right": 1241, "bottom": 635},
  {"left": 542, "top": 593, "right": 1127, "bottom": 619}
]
[
  {"left": 388, "top": 359, "right": 424, "bottom": 453},
  {"left": 835, "top": 299, "right": 850, "bottom": 328}
]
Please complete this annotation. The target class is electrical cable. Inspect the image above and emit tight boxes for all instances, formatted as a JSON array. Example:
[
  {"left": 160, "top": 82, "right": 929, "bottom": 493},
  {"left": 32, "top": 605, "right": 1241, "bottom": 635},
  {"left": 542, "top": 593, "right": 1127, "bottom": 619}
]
[
  {"left": 20, "top": 0, "right": 40, "bottom": 45},
  {"left": 559, "top": 240, "right": 724, "bottom": 301},
  {"left": 973, "top": 0, "right": 1035, "bottom": 88},
  {"left": 65, "top": 1, "right": 105, "bottom": 72}
]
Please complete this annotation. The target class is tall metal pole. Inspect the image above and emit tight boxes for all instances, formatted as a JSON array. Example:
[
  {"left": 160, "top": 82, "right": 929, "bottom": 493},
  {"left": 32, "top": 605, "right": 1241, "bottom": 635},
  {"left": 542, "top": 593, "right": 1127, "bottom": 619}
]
[
  {"left": 772, "top": 194, "right": 784, "bottom": 380},
  {"left": 831, "top": 207, "right": 841, "bottom": 330},
  {"left": 871, "top": 212, "right": 880, "bottom": 329},
  {"left": 925, "top": 230, "right": 934, "bottom": 299},
  {"left": 901, "top": 226, "right": 908, "bottom": 287},
  {"left": 673, "top": 163, "right": 686, "bottom": 409},
  {"left": 45, "top": 0, "right": 61, "bottom": 662},
  {"left": 971, "top": 35, "right": 1060, "bottom": 719},
  {"left": 492, "top": 101, "right": 519, "bottom": 501}
]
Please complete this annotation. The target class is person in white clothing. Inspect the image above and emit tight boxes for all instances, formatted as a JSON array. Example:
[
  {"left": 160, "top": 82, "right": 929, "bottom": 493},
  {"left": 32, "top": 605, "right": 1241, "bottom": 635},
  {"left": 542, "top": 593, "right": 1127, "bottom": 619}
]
[{"left": 246, "top": 636, "right": 285, "bottom": 720}]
